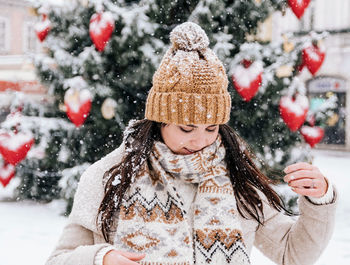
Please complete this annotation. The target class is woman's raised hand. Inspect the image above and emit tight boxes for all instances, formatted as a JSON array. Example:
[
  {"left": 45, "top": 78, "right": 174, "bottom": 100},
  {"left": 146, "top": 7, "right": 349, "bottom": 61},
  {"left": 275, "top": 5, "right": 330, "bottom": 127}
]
[
  {"left": 104, "top": 250, "right": 146, "bottom": 265},
  {"left": 283, "top": 162, "right": 328, "bottom": 198}
]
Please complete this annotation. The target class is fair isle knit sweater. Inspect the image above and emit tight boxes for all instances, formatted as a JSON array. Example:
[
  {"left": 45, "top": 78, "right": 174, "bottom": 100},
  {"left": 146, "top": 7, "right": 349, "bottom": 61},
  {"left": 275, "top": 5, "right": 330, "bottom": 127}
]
[{"left": 46, "top": 143, "right": 337, "bottom": 265}]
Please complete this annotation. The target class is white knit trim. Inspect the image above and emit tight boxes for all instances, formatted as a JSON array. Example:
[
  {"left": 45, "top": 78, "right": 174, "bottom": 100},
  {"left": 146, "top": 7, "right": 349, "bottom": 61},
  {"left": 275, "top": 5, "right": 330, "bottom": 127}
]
[
  {"left": 94, "top": 246, "right": 117, "bottom": 265},
  {"left": 308, "top": 179, "right": 335, "bottom": 205}
]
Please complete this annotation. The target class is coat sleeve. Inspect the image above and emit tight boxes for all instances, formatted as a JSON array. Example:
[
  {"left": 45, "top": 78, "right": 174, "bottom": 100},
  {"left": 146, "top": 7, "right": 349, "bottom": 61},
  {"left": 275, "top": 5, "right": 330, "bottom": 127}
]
[
  {"left": 45, "top": 222, "right": 111, "bottom": 265},
  {"left": 45, "top": 143, "right": 125, "bottom": 265},
  {"left": 254, "top": 189, "right": 337, "bottom": 265}
]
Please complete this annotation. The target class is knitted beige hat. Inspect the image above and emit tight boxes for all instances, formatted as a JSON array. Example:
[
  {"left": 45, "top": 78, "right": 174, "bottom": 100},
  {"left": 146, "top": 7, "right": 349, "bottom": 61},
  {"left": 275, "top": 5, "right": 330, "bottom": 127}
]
[{"left": 145, "top": 22, "right": 231, "bottom": 125}]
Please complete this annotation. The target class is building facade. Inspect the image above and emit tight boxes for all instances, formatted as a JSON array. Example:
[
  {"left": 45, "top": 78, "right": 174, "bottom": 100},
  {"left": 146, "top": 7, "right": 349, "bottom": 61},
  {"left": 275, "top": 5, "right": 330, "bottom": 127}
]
[
  {"left": 0, "top": 0, "right": 47, "bottom": 121},
  {"left": 271, "top": 0, "right": 350, "bottom": 150}
]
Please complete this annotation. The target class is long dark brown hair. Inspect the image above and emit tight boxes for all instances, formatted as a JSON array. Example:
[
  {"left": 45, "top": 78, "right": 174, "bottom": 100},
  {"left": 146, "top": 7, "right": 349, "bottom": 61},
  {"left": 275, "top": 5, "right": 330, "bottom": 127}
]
[{"left": 97, "top": 119, "right": 291, "bottom": 242}]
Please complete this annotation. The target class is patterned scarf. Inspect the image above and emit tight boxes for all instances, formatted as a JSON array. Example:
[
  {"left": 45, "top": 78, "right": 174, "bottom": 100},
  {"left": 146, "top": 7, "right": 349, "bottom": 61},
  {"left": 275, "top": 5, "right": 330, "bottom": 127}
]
[{"left": 112, "top": 136, "right": 250, "bottom": 265}]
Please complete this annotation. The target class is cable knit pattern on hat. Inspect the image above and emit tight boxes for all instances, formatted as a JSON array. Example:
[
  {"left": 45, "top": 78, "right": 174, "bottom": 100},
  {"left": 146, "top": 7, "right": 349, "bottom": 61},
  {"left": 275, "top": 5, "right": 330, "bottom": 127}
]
[{"left": 145, "top": 22, "right": 231, "bottom": 125}]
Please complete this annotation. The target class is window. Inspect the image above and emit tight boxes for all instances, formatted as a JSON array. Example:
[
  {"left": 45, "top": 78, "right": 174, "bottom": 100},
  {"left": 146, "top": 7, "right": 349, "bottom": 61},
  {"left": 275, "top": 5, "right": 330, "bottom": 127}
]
[
  {"left": 0, "top": 16, "right": 10, "bottom": 52},
  {"left": 23, "top": 21, "right": 41, "bottom": 53},
  {"left": 314, "top": 0, "right": 350, "bottom": 31},
  {"left": 307, "top": 76, "right": 347, "bottom": 146},
  {"left": 273, "top": 0, "right": 350, "bottom": 38}
]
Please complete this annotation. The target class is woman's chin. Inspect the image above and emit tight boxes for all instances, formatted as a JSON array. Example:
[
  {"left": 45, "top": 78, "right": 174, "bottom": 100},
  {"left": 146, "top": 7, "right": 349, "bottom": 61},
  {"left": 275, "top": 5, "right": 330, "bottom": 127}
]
[
  {"left": 182, "top": 148, "right": 196, "bottom": 155},
  {"left": 171, "top": 148, "right": 194, "bottom": 155}
]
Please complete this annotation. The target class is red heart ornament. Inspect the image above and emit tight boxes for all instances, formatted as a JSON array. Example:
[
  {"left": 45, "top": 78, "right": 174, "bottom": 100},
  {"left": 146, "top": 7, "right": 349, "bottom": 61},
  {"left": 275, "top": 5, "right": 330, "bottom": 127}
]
[
  {"left": 232, "top": 60, "right": 263, "bottom": 102},
  {"left": 64, "top": 88, "right": 92, "bottom": 127},
  {"left": 300, "top": 126, "right": 324, "bottom": 147},
  {"left": 0, "top": 132, "right": 34, "bottom": 165},
  {"left": 279, "top": 94, "right": 309, "bottom": 131},
  {"left": 35, "top": 14, "right": 51, "bottom": 42},
  {"left": 0, "top": 163, "right": 15, "bottom": 187},
  {"left": 302, "top": 44, "right": 325, "bottom": 76},
  {"left": 288, "top": 0, "right": 311, "bottom": 19},
  {"left": 89, "top": 11, "right": 115, "bottom": 52}
]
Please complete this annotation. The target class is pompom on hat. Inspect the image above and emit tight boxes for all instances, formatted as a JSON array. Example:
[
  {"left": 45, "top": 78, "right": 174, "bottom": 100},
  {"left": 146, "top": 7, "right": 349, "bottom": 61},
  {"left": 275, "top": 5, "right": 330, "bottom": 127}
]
[{"left": 145, "top": 22, "right": 231, "bottom": 125}]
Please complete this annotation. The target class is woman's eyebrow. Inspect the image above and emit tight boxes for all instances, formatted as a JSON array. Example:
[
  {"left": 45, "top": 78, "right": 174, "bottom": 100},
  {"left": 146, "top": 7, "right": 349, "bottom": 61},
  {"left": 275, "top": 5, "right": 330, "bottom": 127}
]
[{"left": 185, "top": 124, "right": 217, "bottom": 128}]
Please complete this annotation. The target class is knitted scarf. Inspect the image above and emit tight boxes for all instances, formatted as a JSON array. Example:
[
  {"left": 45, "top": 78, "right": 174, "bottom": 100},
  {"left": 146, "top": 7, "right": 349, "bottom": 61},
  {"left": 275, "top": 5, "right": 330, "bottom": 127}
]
[{"left": 112, "top": 137, "right": 250, "bottom": 265}]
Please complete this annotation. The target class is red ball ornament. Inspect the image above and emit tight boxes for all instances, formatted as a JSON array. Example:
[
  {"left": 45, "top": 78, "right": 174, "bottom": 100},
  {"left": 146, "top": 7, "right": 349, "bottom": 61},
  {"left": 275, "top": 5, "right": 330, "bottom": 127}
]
[
  {"left": 0, "top": 132, "right": 34, "bottom": 165},
  {"left": 232, "top": 60, "right": 263, "bottom": 102},
  {"left": 35, "top": 14, "right": 51, "bottom": 42},
  {"left": 279, "top": 94, "right": 309, "bottom": 131},
  {"left": 0, "top": 162, "right": 15, "bottom": 187},
  {"left": 64, "top": 88, "right": 92, "bottom": 127},
  {"left": 302, "top": 44, "right": 325, "bottom": 76},
  {"left": 288, "top": 0, "right": 311, "bottom": 19},
  {"left": 89, "top": 11, "right": 115, "bottom": 52},
  {"left": 300, "top": 126, "right": 324, "bottom": 147}
]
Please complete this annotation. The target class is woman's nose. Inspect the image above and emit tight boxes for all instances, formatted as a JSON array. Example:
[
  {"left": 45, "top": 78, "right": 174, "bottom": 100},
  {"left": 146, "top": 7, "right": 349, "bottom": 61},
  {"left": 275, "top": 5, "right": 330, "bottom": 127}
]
[{"left": 190, "top": 135, "right": 209, "bottom": 150}]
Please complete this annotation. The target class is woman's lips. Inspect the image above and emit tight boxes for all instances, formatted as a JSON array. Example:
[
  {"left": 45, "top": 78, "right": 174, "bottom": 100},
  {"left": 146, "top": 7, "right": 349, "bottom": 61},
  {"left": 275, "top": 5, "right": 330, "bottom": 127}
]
[{"left": 183, "top": 147, "right": 197, "bottom": 154}]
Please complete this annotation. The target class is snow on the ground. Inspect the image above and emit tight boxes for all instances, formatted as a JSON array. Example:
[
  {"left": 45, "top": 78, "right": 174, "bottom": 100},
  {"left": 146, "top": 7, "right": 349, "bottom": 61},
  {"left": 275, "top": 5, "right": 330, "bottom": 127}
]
[
  {"left": 0, "top": 150, "right": 349, "bottom": 265},
  {"left": 0, "top": 200, "right": 67, "bottom": 265}
]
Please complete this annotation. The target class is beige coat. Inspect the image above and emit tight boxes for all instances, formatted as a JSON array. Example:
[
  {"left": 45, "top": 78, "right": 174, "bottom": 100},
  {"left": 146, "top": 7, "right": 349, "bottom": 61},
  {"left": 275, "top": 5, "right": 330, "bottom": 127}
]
[{"left": 46, "top": 143, "right": 337, "bottom": 265}]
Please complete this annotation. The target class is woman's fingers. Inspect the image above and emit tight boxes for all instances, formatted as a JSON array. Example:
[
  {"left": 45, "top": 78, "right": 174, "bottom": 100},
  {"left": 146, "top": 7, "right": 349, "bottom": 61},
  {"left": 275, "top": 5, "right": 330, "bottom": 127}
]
[
  {"left": 290, "top": 186, "right": 321, "bottom": 197},
  {"left": 283, "top": 169, "right": 319, "bottom": 183},
  {"left": 283, "top": 162, "right": 328, "bottom": 198},
  {"left": 114, "top": 253, "right": 142, "bottom": 265},
  {"left": 288, "top": 177, "right": 318, "bottom": 189},
  {"left": 104, "top": 250, "right": 145, "bottom": 265},
  {"left": 116, "top": 250, "right": 146, "bottom": 261},
  {"left": 283, "top": 162, "right": 315, "bottom": 174}
]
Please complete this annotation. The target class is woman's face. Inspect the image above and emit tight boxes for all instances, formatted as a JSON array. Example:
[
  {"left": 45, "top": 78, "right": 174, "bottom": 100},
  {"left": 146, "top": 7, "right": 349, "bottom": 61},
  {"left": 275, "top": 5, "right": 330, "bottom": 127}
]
[{"left": 160, "top": 124, "right": 219, "bottom": 155}]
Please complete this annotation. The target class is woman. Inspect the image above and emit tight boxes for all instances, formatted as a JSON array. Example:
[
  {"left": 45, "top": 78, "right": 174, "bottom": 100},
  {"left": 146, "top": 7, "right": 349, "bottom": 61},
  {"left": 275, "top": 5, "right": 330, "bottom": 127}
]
[{"left": 46, "top": 22, "right": 336, "bottom": 265}]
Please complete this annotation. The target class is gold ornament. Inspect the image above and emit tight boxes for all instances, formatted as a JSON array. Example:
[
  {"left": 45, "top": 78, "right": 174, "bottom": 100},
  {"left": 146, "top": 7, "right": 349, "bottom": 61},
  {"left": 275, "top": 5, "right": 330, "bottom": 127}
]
[
  {"left": 101, "top": 98, "right": 117, "bottom": 120},
  {"left": 276, "top": 65, "right": 293, "bottom": 78},
  {"left": 59, "top": 103, "right": 67, "bottom": 112},
  {"left": 327, "top": 113, "right": 339, "bottom": 127},
  {"left": 326, "top": 91, "right": 334, "bottom": 98},
  {"left": 283, "top": 42, "right": 294, "bottom": 53},
  {"left": 256, "top": 15, "right": 272, "bottom": 42},
  {"left": 282, "top": 34, "right": 294, "bottom": 53},
  {"left": 28, "top": 7, "right": 39, "bottom": 16},
  {"left": 245, "top": 15, "right": 272, "bottom": 42},
  {"left": 255, "top": 0, "right": 262, "bottom": 4}
]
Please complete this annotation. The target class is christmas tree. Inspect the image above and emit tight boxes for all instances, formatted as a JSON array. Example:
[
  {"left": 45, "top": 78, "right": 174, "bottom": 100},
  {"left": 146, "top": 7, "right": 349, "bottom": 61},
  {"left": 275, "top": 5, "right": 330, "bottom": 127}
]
[{"left": 0, "top": 0, "right": 336, "bottom": 212}]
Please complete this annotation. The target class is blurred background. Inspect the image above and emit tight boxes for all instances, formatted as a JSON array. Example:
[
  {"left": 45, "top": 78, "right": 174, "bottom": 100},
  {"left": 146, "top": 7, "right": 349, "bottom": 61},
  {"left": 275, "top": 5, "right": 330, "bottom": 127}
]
[{"left": 0, "top": 0, "right": 349, "bottom": 264}]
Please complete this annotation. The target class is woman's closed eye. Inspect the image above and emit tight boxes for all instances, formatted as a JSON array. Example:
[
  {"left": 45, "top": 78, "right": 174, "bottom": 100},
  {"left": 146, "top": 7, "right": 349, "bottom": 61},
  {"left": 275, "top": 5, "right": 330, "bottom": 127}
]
[
  {"left": 179, "top": 126, "right": 217, "bottom": 133},
  {"left": 180, "top": 127, "right": 193, "bottom": 133}
]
